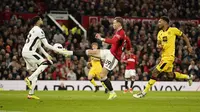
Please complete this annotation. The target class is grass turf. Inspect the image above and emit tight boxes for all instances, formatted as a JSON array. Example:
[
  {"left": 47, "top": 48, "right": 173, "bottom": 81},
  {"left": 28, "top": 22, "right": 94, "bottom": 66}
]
[{"left": 0, "top": 91, "right": 200, "bottom": 112}]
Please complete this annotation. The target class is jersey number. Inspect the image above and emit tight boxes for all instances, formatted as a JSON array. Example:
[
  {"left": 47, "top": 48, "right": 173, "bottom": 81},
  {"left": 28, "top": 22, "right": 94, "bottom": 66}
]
[
  {"left": 26, "top": 33, "right": 31, "bottom": 43},
  {"left": 105, "top": 60, "right": 112, "bottom": 66}
]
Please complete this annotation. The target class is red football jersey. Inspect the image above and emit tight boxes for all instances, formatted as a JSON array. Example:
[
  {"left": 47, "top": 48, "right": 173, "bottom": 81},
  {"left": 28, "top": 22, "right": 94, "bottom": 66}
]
[
  {"left": 104, "top": 28, "right": 131, "bottom": 60},
  {"left": 123, "top": 54, "right": 137, "bottom": 70}
]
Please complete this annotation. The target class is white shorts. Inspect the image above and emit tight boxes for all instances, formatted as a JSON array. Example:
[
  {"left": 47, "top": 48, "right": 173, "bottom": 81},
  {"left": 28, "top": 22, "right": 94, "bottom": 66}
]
[
  {"left": 22, "top": 52, "right": 45, "bottom": 71},
  {"left": 125, "top": 69, "right": 136, "bottom": 78},
  {"left": 100, "top": 49, "right": 118, "bottom": 71}
]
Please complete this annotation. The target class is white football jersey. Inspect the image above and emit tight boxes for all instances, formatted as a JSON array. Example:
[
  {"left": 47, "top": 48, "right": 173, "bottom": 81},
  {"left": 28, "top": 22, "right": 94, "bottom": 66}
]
[{"left": 22, "top": 26, "right": 45, "bottom": 52}]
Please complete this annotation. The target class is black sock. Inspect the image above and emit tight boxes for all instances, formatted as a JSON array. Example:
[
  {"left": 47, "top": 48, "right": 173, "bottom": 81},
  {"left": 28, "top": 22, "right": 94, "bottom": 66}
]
[
  {"left": 102, "top": 78, "right": 113, "bottom": 91},
  {"left": 130, "top": 80, "right": 134, "bottom": 89},
  {"left": 125, "top": 80, "right": 128, "bottom": 89}
]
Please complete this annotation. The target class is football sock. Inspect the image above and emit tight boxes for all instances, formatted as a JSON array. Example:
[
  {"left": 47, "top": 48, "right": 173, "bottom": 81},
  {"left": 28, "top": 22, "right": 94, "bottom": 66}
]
[
  {"left": 174, "top": 72, "right": 189, "bottom": 80},
  {"left": 102, "top": 78, "right": 113, "bottom": 91},
  {"left": 130, "top": 80, "right": 135, "bottom": 89},
  {"left": 28, "top": 64, "right": 48, "bottom": 81},
  {"left": 143, "top": 79, "right": 156, "bottom": 93},
  {"left": 101, "top": 81, "right": 107, "bottom": 89},
  {"left": 29, "top": 77, "right": 37, "bottom": 95},
  {"left": 90, "top": 79, "right": 97, "bottom": 86},
  {"left": 125, "top": 80, "right": 128, "bottom": 89}
]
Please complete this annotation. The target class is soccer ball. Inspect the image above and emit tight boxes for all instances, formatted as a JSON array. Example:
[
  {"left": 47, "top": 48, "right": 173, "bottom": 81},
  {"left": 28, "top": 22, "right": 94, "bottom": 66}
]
[{"left": 53, "top": 43, "right": 63, "bottom": 49}]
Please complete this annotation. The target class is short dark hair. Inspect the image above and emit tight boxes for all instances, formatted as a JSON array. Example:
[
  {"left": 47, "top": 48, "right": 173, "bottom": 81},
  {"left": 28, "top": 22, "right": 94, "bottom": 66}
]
[
  {"left": 30, "top": 16, "right": 41, "bottom": 25},
  {"left": 114, "top": 17, "right": 123, "bottom": 26},
  {"left": 160, "top": 16, "right": 170, "bottom": 24},
  {"left": 92, "top": 42, "right": 98, "bottom": 46}
]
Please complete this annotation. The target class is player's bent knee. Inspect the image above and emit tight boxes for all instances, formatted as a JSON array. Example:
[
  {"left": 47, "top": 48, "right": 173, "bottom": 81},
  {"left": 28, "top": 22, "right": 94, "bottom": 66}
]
[
  {"left": 166, "top": 72, "right": 175, "bottom": 80},
  {"left": 151, "top": 68, "right": 160, "bottom": 80},
  {"left": 88, "top": 75, "right": 93, "bottom": 80},
  {"left": 100, "top": 73, "right": 105, "bottom": 78},
  {"left": 100, "top": 68, "right": 108, "bottom": 78},
  {"left": 130, "top": 76, "right": 135, "bottom": 81},
  {"left": 41, "top": 61, "right": 51, "bottom": 65}
]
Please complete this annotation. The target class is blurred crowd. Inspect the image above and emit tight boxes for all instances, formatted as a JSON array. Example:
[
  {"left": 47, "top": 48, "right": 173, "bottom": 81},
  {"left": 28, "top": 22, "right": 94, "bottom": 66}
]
[
  {"left": 47, "top": 0, "right": 200, "bottom": 19},
  {"left": 0, "top": 0, "right": 200, "bottom": 81}
]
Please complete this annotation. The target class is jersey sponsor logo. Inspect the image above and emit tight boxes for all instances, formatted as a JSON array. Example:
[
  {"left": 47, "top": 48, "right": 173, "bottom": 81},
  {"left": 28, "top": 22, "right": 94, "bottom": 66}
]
[
  {"left": 1, "top": 81, "right": 199, "bottom": 91},
  {"left": 163, "top": 36, "right": 167, "bottom": 42},
  {"left": 127, "top": 58, "right": 135, "bottom": 62},
  {"left": 124, "top": 85, "right": 184, "bottom": 91},
  {"left": 25, "top": 84, "right": 185, "bottom": 91}
]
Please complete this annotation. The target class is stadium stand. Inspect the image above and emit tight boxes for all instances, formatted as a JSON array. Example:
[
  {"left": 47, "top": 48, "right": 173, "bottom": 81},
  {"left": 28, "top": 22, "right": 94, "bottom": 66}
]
[{"left": 0, "top": 0, "right": 199, "bottom": 81}]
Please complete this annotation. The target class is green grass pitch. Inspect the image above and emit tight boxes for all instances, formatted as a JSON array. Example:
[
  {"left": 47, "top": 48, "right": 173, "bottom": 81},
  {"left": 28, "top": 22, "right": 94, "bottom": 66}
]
[{"left": 0, "top": 91, "right": 200, "bottom": 112}]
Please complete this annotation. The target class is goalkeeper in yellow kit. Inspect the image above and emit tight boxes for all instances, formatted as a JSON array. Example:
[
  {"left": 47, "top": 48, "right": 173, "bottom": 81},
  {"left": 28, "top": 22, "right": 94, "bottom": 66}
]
[
  {"left": 88, "top": 42, "right": 108, "bottom": 93},
  {"left": 133, "top": 16, "right": 193, "bottom": 98}
]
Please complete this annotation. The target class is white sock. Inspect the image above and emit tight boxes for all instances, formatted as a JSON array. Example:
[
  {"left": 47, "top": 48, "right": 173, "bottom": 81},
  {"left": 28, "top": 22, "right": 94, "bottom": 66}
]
[
  {"left": 29, "top": 77, "right": 37, "bottom": 95},
  {"left": 110, "top": 90, "right": 115, "bottom": 94},
  {"left": 28, "top": 64, "right": 48, "bottom": 81}
]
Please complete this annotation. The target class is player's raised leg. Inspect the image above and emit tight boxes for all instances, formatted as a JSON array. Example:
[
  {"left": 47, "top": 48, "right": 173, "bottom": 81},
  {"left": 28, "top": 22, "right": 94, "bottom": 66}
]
[
  {"left": 174, "top": 72, "right": 193, "bottom": 86},
  {"left": 28, "top": 61, "right": 49, "bottom": 82}
]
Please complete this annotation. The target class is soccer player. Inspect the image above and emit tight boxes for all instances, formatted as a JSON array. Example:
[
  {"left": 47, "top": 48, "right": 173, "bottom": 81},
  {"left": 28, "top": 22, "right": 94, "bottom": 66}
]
[
  {"left": 133, "top": 16, "right": 193, "bottom": 98},
  {"left": 22, "top": 16, "right": 73, "bottom": 99},
  {"left": 86, "top": 17, "right": 131, "bottom": 100},
  {"left": 88, "top": 42, "right": 108, "bottom": 93},
  {"left": 122, "top": 51, "right": 137, "bottom": 93}
]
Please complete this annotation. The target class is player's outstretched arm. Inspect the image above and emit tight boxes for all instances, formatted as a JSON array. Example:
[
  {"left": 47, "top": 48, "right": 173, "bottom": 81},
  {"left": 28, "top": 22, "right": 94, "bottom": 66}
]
[
  {"left": 182, "top": 33, "right": 193, "bottom": 54},
  {"left": 86, "top": 49, "right": 101, "bottom": 58},
  {"left": 41, "top": 38, "right": 73, "bottom": 56},
  {"left": 39, "top": 45, "right": 53, "bottom": 64},
  {"left": 95, "top": 33, "right": 118, "bottom": 44}
]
